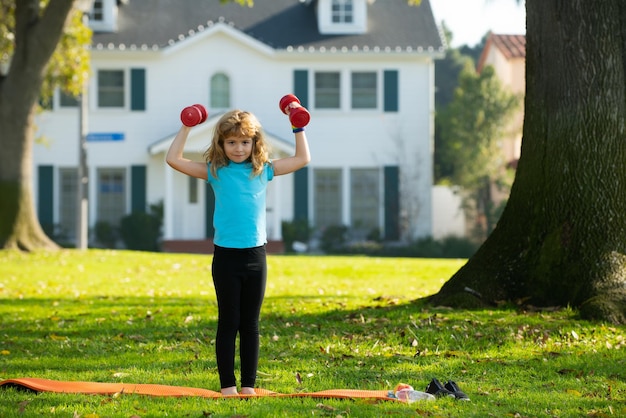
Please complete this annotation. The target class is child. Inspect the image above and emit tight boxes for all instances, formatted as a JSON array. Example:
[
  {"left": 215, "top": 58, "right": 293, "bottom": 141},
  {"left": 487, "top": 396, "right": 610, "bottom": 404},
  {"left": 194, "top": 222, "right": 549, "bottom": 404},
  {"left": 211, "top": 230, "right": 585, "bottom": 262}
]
[{"left": 166, "top": 108, "right": 310, "bottom": 395}]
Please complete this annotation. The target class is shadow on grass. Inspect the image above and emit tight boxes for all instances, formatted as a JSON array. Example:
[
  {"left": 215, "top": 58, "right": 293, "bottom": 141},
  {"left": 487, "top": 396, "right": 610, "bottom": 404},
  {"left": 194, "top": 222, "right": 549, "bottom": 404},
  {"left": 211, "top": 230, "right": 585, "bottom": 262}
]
[{"left": 2, "top": 294, "right": 624, "bottom": 395}]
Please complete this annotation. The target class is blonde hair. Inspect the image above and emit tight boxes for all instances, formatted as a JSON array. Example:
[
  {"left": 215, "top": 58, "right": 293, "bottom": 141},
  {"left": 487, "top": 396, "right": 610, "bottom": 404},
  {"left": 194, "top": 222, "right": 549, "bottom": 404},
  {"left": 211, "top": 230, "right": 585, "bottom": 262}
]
[{"left": 204, "top": 110, "right": 270, "bottom": 178}]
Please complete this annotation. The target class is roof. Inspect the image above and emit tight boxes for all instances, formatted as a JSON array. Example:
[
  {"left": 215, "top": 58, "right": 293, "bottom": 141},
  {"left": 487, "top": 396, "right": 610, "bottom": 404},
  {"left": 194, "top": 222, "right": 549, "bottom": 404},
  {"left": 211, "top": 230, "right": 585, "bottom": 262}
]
[
  {"left": 91, "top": 0, "right": 444, "bottom": 53},
  {"left": 477, "top": 33, "right": 526, "bottom": 71}
]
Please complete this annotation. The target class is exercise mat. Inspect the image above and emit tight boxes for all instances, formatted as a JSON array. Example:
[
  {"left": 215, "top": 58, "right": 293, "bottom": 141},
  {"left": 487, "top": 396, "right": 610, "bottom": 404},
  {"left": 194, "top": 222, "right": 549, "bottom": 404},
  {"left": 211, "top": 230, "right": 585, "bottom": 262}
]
[{"left": 0, "top": 378, "right": 394, "bottom": 401}]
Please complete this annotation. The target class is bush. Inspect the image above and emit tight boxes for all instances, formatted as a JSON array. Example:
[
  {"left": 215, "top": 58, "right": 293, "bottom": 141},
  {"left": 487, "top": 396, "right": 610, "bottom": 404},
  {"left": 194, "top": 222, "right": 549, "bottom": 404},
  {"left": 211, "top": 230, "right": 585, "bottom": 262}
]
[
  {"left": 281, "top": 219, "right": 310, "bottom": 253},
  {"left": 94, "top": 221, "right": 117, "bottom": 248},
  {"left": 440, "top": 235, "right": 478, "bottom": 258},
  {"left": 119, "top": 202, "right": 162, "bottom": 252},
  {"left": 320, "top": 225, "right": 348, "bottom": 253},
  {"left": 318, "top": 227, "right": 478, "bottom": 258}
]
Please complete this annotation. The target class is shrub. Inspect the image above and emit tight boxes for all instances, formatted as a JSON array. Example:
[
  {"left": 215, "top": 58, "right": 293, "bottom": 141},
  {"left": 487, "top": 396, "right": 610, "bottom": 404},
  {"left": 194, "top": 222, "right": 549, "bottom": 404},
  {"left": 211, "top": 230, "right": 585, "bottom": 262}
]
[
  {"left": 320, "top": 225, "right": 348, "bottom": 253},
  {"left": 119, "top": 202, "right": 162, "bottom": 252},
  {"left": 94, "top": 221, "right": 117, "bottom": 248},
  {"left": 281, "top": 219, "right": 311, "bottom": 253}
]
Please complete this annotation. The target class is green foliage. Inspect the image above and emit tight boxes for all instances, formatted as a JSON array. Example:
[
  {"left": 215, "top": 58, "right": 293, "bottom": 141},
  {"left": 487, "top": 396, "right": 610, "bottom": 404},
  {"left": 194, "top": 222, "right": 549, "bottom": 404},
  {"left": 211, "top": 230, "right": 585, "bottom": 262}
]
[
  {"left": 41, "top": 8, "right": 92, "bottom": 102},
  {"left": 94, "top": 221, "right": 117, "bottom": 249},
  {"left": 327, "top": 235, "right": 478, "bottom": 258},
  {"left": 0, "top": 1, "right": 92, "bottom": 102},
  {"left": 320, "top": 225, "right": 348, "bottom": 253},
  {"left": 436, "top": 63, "right": 521, "bottom": 239},
  {"left": 439, "top": 64, "right": 520, "bottom": 188},
  {"left": 118, "top": 203, "right": 163, "bottom": 252},
  {"left": 0, "top": 251, "right": 624, "bottom": 417},
  {"left": 281, "top": 220, "right": 310, "bottom": 253},
  {"left": 0, "top": 3, "right": 15, "bottom": 70}
]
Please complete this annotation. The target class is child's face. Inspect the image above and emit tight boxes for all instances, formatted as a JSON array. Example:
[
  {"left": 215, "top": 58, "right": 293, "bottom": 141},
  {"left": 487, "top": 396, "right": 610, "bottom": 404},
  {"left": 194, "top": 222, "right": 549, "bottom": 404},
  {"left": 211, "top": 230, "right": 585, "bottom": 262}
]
[{"left": 223, "top": 135, "right": 253, "bottom": 163}]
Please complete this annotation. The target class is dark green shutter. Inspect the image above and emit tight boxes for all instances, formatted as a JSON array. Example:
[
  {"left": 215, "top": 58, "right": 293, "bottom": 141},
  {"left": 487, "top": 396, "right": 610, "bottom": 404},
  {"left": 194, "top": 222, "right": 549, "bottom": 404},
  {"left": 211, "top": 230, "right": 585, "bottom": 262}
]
[
  {"left": 205, "top": 184, "right": 215, "bottom": 238},
  {"left": 384, "top": 166, "right": 400, "bottom": 240},
  {"left": 131, "top": 165, "right": 146, "bottom": 213},
  {"left": 294, "top": 70, "right": 309, "bottom": 109},
  {"left": 294, "top": 167, "right": 309, "bottom": 222},
  {"left": 384, "top": 70, "right": 399, "bottom": 112},
  {"left": 38, "top": 165, "right": 54, "bottom": 233},
  {"left": 131, "top": 68, "right": 146, "bottom": 111}
]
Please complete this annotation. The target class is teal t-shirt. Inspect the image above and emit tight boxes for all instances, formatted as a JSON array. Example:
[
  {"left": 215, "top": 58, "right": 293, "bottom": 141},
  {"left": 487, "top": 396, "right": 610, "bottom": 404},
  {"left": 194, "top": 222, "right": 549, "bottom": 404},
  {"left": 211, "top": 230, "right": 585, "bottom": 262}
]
[{"left": 207, "top": 161, "right": 274, "bottom": 248}]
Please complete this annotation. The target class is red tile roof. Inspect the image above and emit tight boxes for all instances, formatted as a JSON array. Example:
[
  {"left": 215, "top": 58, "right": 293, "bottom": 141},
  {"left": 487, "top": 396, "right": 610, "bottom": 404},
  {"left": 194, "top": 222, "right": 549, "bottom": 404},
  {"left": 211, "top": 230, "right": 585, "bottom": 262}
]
[
  {"left": 492, "top": 34, "right": 526, "bottom": 59},
  {"left": 477, "top": 33, "right": 526, "bottom": 72}
]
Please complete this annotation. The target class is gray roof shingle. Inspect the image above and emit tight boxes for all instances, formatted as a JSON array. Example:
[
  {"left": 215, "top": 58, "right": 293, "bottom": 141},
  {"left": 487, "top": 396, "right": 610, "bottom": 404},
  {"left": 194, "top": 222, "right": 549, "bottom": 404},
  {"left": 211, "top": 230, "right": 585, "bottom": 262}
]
[{"left": 92, "top": 0, "right": 444, "bottom": 52}]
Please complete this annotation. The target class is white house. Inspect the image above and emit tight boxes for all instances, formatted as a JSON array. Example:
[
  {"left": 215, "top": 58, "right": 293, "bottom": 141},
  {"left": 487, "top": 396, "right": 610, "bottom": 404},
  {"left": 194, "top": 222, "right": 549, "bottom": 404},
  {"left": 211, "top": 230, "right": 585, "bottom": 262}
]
[{"left": 33, "top": 0, "right": 445, "bottom": 252}]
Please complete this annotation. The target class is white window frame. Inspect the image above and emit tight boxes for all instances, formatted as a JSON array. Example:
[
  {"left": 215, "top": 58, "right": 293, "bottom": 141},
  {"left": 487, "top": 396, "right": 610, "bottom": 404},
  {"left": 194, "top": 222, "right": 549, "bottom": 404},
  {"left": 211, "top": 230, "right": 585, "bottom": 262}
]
[
  {"left": 331, "top": 0, "right": 354, "bottom": 24},
  {"left": 96, "top": 69, "right": 126, "bottom": 109},
  {"left": 313, "top": 69, "right": 380, "bottom": 111},
  {"left": 210, "top": 72, "right": 231, "bottom": 110}
]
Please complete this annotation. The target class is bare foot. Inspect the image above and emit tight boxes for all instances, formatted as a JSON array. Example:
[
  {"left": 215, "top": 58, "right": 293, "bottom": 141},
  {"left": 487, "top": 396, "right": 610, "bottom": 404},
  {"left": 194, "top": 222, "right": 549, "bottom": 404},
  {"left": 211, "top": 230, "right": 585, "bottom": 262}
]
[
  {"left": 221, "top": 386, "right": 238, "bottom": 396},
  {"left": 240, "top": 387, "right": 256, "bottom": 395}
]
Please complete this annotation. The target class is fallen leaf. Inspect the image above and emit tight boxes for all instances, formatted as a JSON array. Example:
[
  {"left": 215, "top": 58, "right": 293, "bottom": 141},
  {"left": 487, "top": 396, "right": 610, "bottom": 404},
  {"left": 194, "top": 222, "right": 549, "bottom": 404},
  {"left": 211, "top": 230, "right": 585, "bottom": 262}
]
[
  {"left": 18, "top": 400, "right": 30, "bottom": 414},
  {"left": 49, "top": 334, "right": 68, "bottom": 341},
  {"left": 316, "top": 403, "right": 337, "bottom": 412}
]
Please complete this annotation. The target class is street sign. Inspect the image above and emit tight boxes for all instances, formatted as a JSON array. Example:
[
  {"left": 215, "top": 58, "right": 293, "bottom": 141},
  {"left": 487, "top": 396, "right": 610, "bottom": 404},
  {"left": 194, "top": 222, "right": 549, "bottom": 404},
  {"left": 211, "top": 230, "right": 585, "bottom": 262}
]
[{"left": 86, "top": 132, "right": 125, "bottom": 142}]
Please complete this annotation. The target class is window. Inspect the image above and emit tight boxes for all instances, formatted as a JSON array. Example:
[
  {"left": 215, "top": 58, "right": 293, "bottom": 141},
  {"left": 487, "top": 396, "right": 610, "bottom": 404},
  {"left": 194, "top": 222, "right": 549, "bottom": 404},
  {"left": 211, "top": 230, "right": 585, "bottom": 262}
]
[
  {"left": 90, "top": 0, "right": 104, "bottom": 21},
  {"left": 350, "top": 168, "right": 380, "bottom": 234},
  {"left": 60, "top": 91, "right": 79, "bottom": 108},
  {"left": 332, "top": 0, "right": 354, "bottom": 23},
  {"left": 59, "top": 168, "right": 78, "bottom": 240},
  {"left": 97, "top": 168, "right": 126, "bottom": 226},
  {"left": 98, "top": 70, "right": 125, "bottom": 108},
  {"left": 210, "top": 73, "right": 230, "bottom": 109},
  {"left": 314, "top": 169, "right": 342, "bottom": 228},
  {"left": 315, "top": 72, "right": 340, "bottom": 109},
  {"left": 351, "top": 72, "right": 377, "bottom": 109}
]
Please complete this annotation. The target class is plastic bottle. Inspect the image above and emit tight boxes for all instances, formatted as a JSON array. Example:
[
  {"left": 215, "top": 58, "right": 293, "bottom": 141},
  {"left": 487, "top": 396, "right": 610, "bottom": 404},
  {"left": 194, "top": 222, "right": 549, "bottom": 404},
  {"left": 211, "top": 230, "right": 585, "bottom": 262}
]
[{"left": 395, "top": 388, "right": 436, "bottom": 403}]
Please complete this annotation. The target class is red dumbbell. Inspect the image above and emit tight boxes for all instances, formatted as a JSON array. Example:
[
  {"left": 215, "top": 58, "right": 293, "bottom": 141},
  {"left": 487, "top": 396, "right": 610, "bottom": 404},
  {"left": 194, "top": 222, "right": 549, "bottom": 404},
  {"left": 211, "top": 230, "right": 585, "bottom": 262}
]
[
  {"left": 279, "top": 94, "right": 310, "bottom": 128},
  {"left": 180, "top": 104, "right": 208, "bottom": 127}
]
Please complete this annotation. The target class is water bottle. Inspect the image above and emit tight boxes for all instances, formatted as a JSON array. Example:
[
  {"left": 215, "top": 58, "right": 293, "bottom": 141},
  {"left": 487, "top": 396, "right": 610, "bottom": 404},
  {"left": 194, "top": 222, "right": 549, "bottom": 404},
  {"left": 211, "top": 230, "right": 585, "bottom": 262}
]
[{"left": 395, "top": 388, "right": 436, "bottom": 403}]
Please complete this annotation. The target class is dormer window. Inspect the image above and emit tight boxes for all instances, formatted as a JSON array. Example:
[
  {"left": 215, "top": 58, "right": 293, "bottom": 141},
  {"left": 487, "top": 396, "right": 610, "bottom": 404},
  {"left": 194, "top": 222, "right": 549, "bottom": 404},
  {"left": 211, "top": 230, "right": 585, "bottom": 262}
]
[
  {"left": 332, "top": 0, "right": 353, "bottom": 24},
  {"left": 90, "top": 0, "right": 104, "bottom": 22},
  {"left": 87, "top": 0, "right": 118, "bottom": 33},
  {"left": 317, "top": 0, "right": 367, "bottom": 35}
]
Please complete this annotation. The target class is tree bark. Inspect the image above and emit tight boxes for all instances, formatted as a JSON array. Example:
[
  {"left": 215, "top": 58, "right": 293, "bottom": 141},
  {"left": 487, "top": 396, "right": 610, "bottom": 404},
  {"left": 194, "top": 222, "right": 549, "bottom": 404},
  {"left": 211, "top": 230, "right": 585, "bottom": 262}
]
[
  {"left": 0, "top": 0, "right": 74, "bottom": 250},
  {"left": 427, "top": 0, "right": 626, "bottom": 324}
]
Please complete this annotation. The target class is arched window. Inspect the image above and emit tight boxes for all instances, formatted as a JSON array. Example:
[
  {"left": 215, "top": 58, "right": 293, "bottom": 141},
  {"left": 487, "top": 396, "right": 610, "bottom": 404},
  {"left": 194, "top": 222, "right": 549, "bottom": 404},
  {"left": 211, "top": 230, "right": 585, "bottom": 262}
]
[{"left": 210, "top": 73, "right": 230, "bottom": 109}]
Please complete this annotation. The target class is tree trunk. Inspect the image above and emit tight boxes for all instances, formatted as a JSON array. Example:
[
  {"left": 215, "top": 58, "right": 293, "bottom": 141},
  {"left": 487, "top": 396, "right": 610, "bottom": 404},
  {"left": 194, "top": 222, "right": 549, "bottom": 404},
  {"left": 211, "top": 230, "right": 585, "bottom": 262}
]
[
  {"left": 0, "top": 0, "right": 74, "bottom": 250},
  {"left": 427, "top": 1, "right": 626, "bottom": 324}
]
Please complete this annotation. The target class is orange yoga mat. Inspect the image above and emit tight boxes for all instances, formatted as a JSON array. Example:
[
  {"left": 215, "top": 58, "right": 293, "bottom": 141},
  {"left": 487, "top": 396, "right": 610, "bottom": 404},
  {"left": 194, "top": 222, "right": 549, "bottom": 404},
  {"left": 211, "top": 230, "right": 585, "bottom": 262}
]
[{"left": 0, "top": 378, "right": 395, "bottom": 401}]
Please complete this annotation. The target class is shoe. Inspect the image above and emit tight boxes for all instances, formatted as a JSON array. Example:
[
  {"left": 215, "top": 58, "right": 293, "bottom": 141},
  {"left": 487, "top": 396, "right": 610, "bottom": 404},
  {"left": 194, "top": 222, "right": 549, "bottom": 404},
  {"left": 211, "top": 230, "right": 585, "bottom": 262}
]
[
  {"left": 425, "top": 378, "right": 455, "bottom": 398},
  {"left": 444, "top": 380, "right": 470, "bottom": 401}
]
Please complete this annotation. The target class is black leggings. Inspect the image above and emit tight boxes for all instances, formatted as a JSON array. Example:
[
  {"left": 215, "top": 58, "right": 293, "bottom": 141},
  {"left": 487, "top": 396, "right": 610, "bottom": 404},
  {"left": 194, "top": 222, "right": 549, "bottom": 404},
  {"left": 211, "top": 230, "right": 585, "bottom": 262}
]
[{"left": 211, "top": 245, "right": 267, "bottom": 389}]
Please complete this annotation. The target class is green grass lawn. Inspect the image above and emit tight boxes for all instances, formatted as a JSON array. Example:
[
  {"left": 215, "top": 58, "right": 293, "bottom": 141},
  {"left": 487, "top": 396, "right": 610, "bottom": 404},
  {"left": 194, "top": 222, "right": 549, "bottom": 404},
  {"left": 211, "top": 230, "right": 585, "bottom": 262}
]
[{"left": 0, "top": 250, "right": 624, "bottom": 417}]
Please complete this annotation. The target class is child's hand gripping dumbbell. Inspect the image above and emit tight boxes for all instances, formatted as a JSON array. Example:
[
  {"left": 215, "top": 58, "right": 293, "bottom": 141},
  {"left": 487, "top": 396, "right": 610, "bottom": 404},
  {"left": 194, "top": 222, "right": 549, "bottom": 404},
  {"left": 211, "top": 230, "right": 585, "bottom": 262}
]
[
  {"left": 180, "top": 103, "right": 208, "bottom": 127},
  {"left": 279, "top": 94, "right": 310, "bottom": 131}
]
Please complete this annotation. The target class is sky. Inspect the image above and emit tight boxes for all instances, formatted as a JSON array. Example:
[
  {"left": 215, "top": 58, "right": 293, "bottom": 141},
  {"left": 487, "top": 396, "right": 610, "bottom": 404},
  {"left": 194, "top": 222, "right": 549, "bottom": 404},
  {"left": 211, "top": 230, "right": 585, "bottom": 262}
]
[{"left": 429, "top": 0, "right": 526, "bottom": 48}]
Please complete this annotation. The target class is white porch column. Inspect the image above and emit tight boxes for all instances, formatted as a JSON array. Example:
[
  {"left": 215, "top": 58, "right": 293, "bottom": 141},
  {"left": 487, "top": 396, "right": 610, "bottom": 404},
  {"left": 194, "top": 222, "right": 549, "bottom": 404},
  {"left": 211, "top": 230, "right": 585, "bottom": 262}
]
[{"left": 164, "top": 165, "right": 175, "bottom": 239}]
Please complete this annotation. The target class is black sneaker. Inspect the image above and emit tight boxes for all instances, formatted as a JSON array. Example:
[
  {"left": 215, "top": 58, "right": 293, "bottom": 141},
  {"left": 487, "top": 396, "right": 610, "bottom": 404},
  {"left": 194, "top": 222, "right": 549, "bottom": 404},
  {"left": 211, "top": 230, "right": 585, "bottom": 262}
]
[
  {"left": 425, "top": 378, "right": 455, "bottom": 398},
  {"left": 444, "top": 380, "right": 470, "bottom": 401}
]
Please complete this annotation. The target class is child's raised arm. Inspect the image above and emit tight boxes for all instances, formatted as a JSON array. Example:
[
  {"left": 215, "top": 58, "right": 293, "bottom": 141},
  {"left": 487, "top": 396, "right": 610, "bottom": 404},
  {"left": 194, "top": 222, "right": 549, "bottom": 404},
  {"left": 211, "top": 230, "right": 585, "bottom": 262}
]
[
  {"left": 272, "top": 129, "right": 311, "bottom": 176},
  {"left": 165, "top": 125, "right": 208, "bottom": 180},
  {"left": 273, "top": 94, "right": 311, "bottom": 176}
]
